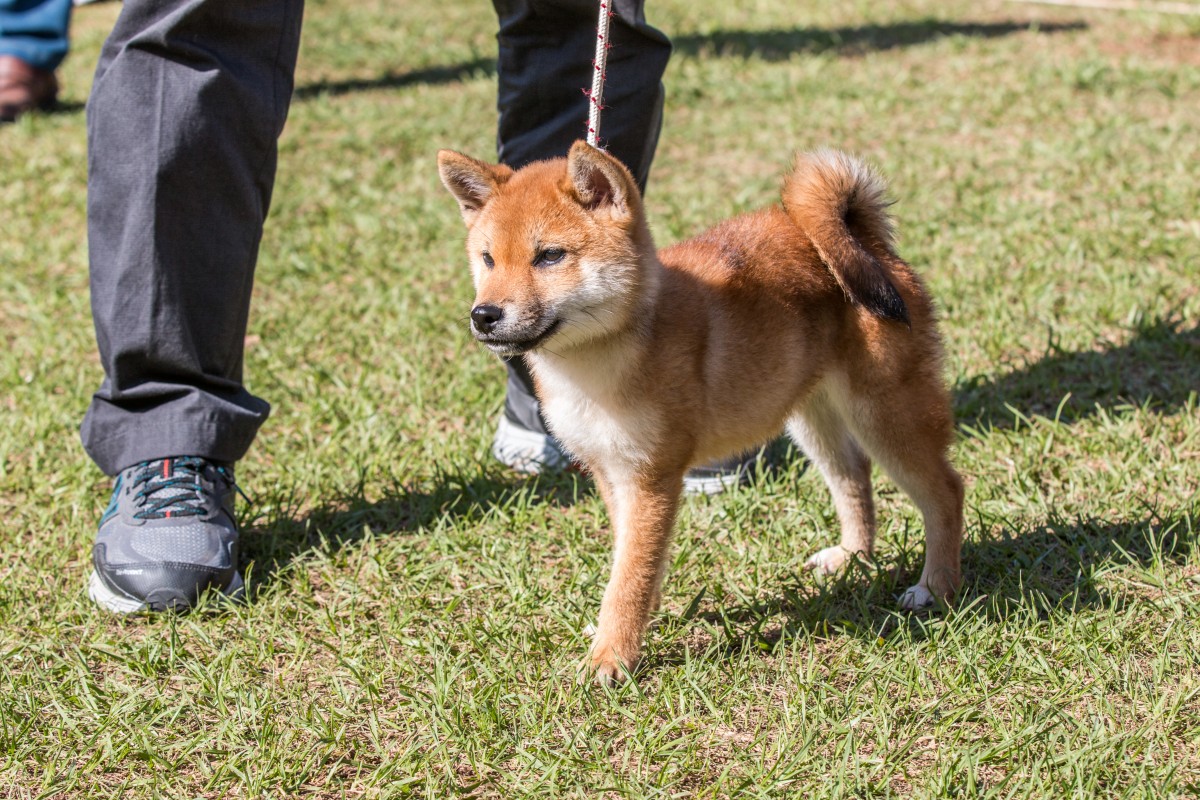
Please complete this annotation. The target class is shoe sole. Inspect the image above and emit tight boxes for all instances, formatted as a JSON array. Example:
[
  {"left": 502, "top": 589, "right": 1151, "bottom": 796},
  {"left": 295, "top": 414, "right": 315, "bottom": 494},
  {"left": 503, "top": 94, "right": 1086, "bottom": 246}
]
[
  {"left": 88, "top": 569, "right": 244, "bottom": 614},
  {"left": 682, "top": 447, "right": 775, "bottom": 496},
  {"left": 682, "top": 469, "right": 749, "bottom": 496}
]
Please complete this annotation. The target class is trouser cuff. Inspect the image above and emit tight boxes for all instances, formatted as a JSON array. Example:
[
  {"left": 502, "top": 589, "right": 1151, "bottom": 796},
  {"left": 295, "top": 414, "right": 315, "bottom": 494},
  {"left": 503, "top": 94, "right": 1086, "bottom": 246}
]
[{"left": 503, "top": 357, "right": 552, "bottom": 436}]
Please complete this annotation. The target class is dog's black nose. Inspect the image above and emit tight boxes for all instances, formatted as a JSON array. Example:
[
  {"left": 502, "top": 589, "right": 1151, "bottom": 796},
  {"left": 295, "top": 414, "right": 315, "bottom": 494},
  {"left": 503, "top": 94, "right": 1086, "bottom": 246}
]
[{"left": 471, "top": 304, "right": 504, "bottom": 334}]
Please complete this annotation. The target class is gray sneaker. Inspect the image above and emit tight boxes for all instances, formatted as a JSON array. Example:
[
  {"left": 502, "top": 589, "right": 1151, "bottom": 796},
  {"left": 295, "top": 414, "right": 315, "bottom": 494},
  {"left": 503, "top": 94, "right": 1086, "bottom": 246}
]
[{"left": 89, "top": 456, "right": 243, "bottom": 613}]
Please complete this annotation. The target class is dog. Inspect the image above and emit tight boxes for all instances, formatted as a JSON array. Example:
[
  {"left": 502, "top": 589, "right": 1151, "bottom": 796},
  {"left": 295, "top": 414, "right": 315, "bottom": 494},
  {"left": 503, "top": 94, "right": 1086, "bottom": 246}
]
[{"left": 438, "top": 142, "right": 964, "bottom": 686}]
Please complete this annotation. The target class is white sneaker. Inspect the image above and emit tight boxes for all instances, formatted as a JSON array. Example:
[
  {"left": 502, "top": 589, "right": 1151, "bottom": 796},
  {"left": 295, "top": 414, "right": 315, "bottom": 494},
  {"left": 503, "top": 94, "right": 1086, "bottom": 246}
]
[
  {"left": 491, "top": 415, "right": 572, "bottom": 474},
  {"left": 681, "top": 452, "right": 758, "bottom": 495},
  {"left": 492, "top": 414, "right": 763, "bottom": 495}
]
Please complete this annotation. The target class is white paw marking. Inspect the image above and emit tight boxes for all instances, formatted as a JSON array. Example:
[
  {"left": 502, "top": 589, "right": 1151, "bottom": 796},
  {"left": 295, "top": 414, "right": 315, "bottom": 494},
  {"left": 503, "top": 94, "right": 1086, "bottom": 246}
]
[
  {"left": 804, "top": 545, "right": 851, "bottom": 575},
  {"left": 899, "top": 584, "right": 935, "bottom": 610},
  {"left": 582, "top": 623, "right": 597, "bottom": 638}
]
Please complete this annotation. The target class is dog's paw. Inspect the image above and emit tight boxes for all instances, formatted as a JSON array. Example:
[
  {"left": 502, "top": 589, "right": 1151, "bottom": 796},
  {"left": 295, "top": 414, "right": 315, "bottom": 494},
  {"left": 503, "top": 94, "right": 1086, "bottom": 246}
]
[
  {"left": 578, "top": 652, "right": 633, "bottom": 688},
  {"left": 588, "top": 658, "right": 630, "bottom": 688},
  {"left": 804, "top": 545, "right": 854, "bottom": 575},
  {"left": 898, "top": 583, "right": 936, "bottom": 610},
  {"left": 581, "top": 638, "right": 638, "bottom": 688}
]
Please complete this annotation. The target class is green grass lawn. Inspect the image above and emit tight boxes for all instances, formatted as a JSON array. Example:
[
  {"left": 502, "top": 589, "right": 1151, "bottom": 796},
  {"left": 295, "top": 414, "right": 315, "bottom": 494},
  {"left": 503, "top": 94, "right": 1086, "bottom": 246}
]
[{"left": 2, "top": 0, "right": 1199, "bottom": 796}]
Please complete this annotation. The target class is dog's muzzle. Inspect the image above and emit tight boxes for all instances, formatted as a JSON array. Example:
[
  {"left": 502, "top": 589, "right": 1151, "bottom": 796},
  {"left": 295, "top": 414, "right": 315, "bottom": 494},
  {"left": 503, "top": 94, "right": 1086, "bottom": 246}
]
[{"left": 470, "top": 306, "right": 561, "bottom": 356}]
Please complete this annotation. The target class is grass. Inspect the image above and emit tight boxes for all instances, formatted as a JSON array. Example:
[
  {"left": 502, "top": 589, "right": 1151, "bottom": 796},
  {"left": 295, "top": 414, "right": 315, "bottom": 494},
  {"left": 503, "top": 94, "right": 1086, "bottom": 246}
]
[{"left": 1, "top": 0, "right": 1199, "bottom": 796}]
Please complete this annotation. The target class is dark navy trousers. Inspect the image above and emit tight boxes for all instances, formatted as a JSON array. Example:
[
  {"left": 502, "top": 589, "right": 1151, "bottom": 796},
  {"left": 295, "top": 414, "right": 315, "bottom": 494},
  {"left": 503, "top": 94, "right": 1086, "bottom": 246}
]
[{"left": 82, "top": 0, "right": 670, "bottom": 475}]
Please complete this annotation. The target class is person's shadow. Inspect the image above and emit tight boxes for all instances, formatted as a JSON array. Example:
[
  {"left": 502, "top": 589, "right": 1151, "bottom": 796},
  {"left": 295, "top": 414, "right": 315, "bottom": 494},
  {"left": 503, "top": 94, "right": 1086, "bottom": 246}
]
[
  {"left": 670, "top": 19, "right": 1087, "bottom": 61},
  {"left": 238, "top": 464, "right": 592, "bottom": 594},
  {"left": 292, "top": 18, "right": 1087, "bottom": 100}
]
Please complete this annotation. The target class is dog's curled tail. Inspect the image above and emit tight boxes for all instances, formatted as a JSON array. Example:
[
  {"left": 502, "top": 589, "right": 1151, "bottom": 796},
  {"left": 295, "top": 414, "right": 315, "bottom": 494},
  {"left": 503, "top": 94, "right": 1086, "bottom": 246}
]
[{"left": 782, "top": 150, "right": 909, "bottom": 324}]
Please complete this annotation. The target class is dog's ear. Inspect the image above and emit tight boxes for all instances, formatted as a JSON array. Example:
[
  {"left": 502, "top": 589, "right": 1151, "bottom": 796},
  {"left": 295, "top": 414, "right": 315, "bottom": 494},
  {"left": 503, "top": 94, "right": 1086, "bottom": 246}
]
[
  {"left": 565, "top": 141, "right": 639, "bottom": 222},
  {"left": 437, "top": 150, "right": 512, "bottom": 226}
]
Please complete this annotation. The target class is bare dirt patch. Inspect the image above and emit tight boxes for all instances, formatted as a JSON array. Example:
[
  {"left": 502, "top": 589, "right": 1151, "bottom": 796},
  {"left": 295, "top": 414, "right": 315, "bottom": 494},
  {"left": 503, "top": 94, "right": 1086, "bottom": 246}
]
[{"left": 1099, "top": 33, "right": 1200, "bottom": 66}]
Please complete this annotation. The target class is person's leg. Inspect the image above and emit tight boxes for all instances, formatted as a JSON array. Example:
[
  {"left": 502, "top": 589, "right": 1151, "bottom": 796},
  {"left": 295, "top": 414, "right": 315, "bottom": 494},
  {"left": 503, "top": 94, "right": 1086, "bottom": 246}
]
[
  {"left": 83, "top": 0, "right": 303, "bottom": 476},
  {"left": 0, "top": 0, "right": 71, "bottom": 121},
  {"left": 83, "top": 0, "right": 303, "bottom": 612},
  {"left": 493, "top": 0, "right": 670, "bottom": 188},
  {"left": 490, "top": 0, "right": 671, "bottom": 470}
]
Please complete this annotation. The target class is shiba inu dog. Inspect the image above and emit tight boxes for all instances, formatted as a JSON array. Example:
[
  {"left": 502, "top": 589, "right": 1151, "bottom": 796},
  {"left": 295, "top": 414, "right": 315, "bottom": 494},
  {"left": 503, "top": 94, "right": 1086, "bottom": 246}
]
[{"left": 438, "top": 142, "right": 964, "bottom": 686}]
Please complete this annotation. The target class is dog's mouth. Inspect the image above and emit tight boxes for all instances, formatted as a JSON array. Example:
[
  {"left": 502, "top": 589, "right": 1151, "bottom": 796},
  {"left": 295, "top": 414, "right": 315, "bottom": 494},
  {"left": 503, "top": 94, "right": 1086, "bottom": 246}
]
[{"left": 477, "top": 318, "right": 562, "bottom": 356}]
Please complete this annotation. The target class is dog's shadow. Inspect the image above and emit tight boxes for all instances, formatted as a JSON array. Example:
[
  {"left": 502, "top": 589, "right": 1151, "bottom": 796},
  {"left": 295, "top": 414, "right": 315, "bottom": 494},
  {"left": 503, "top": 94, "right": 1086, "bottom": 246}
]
[
  {"left": 649, "top": 507, "right": 1196, "bottom": 669},
  {"left": 955, "top": 315, "right": 1199, "bottom": 428},
  {"left": 647, "top": 316, "right": 1198, "bottom": 666}
]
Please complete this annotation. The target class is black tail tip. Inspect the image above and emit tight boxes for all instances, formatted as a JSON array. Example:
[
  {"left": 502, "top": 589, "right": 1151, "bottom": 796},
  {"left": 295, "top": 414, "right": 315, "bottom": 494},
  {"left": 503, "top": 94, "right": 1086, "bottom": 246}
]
[{"left": 863, "top": 281, "right": 910, "bottom": 325}]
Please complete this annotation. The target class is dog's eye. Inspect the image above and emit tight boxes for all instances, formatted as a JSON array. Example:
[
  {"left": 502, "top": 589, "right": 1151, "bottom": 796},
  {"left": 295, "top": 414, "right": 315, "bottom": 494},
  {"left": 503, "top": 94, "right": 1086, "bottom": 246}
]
[
  {"left": 536, "top": 248, "right": 566, "bottom": 266},
  {"left": 481, "top": 252, "right": 495, "bottom": 268}
]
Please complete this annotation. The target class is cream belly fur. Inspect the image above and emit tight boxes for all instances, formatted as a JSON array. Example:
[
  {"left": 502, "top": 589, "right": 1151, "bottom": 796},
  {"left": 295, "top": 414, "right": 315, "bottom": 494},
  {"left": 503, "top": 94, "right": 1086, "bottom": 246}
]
[{"left": 438, "top": 142, "right": 965, "bottom": 686}]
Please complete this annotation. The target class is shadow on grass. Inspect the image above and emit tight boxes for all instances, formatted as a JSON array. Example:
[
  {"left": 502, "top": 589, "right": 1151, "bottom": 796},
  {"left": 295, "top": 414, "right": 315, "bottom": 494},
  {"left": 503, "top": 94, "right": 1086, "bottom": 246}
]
[
  {"left": 652, "top": 506, "right": 1196, "bottom": 668},
  {"left": 3, "top": 99, "right": 87, "bottom": 119},
  {"left": 964, "top": 508, "right": 1196, "bottom": 614},
  {"left": 48, "top": 100, "right": 86, "bottom": 116},
  {"left": 239, "top": 437, "right": 799, "bottom": 595},
  {"left": 290, "top": 18, "right": 1085, "bottom": 101},
  {"left": 293, "top": 58, "right": 496, "bottom": 101},
  {"left": 673, "top": 18, "right": 1087, "bottom": 61},
  {"left": 239, "top": 465, "right": 591, "bottom": 594},
  {"left": 956, "top": 316, "right": 1200, "bottom": 427}
]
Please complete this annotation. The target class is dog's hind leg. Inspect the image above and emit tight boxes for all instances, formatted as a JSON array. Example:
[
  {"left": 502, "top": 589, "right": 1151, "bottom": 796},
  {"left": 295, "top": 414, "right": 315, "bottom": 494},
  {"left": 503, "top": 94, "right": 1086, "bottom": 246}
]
[
  {"left": 835, "top": 378, "right": 964, "bottom": 608},
  {"left": 787, "top": 390, "right": 877, "bottom": 576}
]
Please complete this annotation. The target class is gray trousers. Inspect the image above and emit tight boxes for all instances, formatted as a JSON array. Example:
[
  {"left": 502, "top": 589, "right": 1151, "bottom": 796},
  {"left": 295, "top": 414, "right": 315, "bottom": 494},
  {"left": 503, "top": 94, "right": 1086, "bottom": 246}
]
[{"left": 82, "top": 0, "right": 670, "bottom": 475}]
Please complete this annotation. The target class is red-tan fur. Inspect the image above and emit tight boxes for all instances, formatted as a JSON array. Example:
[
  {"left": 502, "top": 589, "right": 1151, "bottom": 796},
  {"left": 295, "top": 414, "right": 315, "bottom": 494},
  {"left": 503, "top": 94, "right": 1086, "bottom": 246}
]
[{"left": 438, "top": 143, "right": 964, "bottom": 686}]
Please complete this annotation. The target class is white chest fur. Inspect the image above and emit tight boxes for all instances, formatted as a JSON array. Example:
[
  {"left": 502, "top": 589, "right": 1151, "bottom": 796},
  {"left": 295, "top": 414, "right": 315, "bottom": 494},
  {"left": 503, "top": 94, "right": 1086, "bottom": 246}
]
[{"left": 530, "top": 351, "right": 660, "bottom": 471}]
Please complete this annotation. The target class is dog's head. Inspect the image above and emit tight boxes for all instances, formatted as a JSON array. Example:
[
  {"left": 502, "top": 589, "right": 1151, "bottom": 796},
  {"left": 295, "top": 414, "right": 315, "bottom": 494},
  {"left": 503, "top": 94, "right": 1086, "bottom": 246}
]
[{"left": 437, "top": 141, "right": 653, "bottom": 357}]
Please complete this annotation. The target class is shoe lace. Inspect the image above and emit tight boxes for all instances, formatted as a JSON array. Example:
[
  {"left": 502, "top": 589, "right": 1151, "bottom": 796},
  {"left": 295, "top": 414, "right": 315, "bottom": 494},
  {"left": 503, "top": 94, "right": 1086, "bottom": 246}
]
[{"left": 130, "top": 457, "right": 243, "bottom": 520}]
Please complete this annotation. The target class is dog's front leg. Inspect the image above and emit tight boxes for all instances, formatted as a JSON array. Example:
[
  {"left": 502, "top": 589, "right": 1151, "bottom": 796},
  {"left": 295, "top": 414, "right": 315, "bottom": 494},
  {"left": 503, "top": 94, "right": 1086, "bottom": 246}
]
[{"left": 587, "top": 472, "right": 682, "bottom": 687}]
